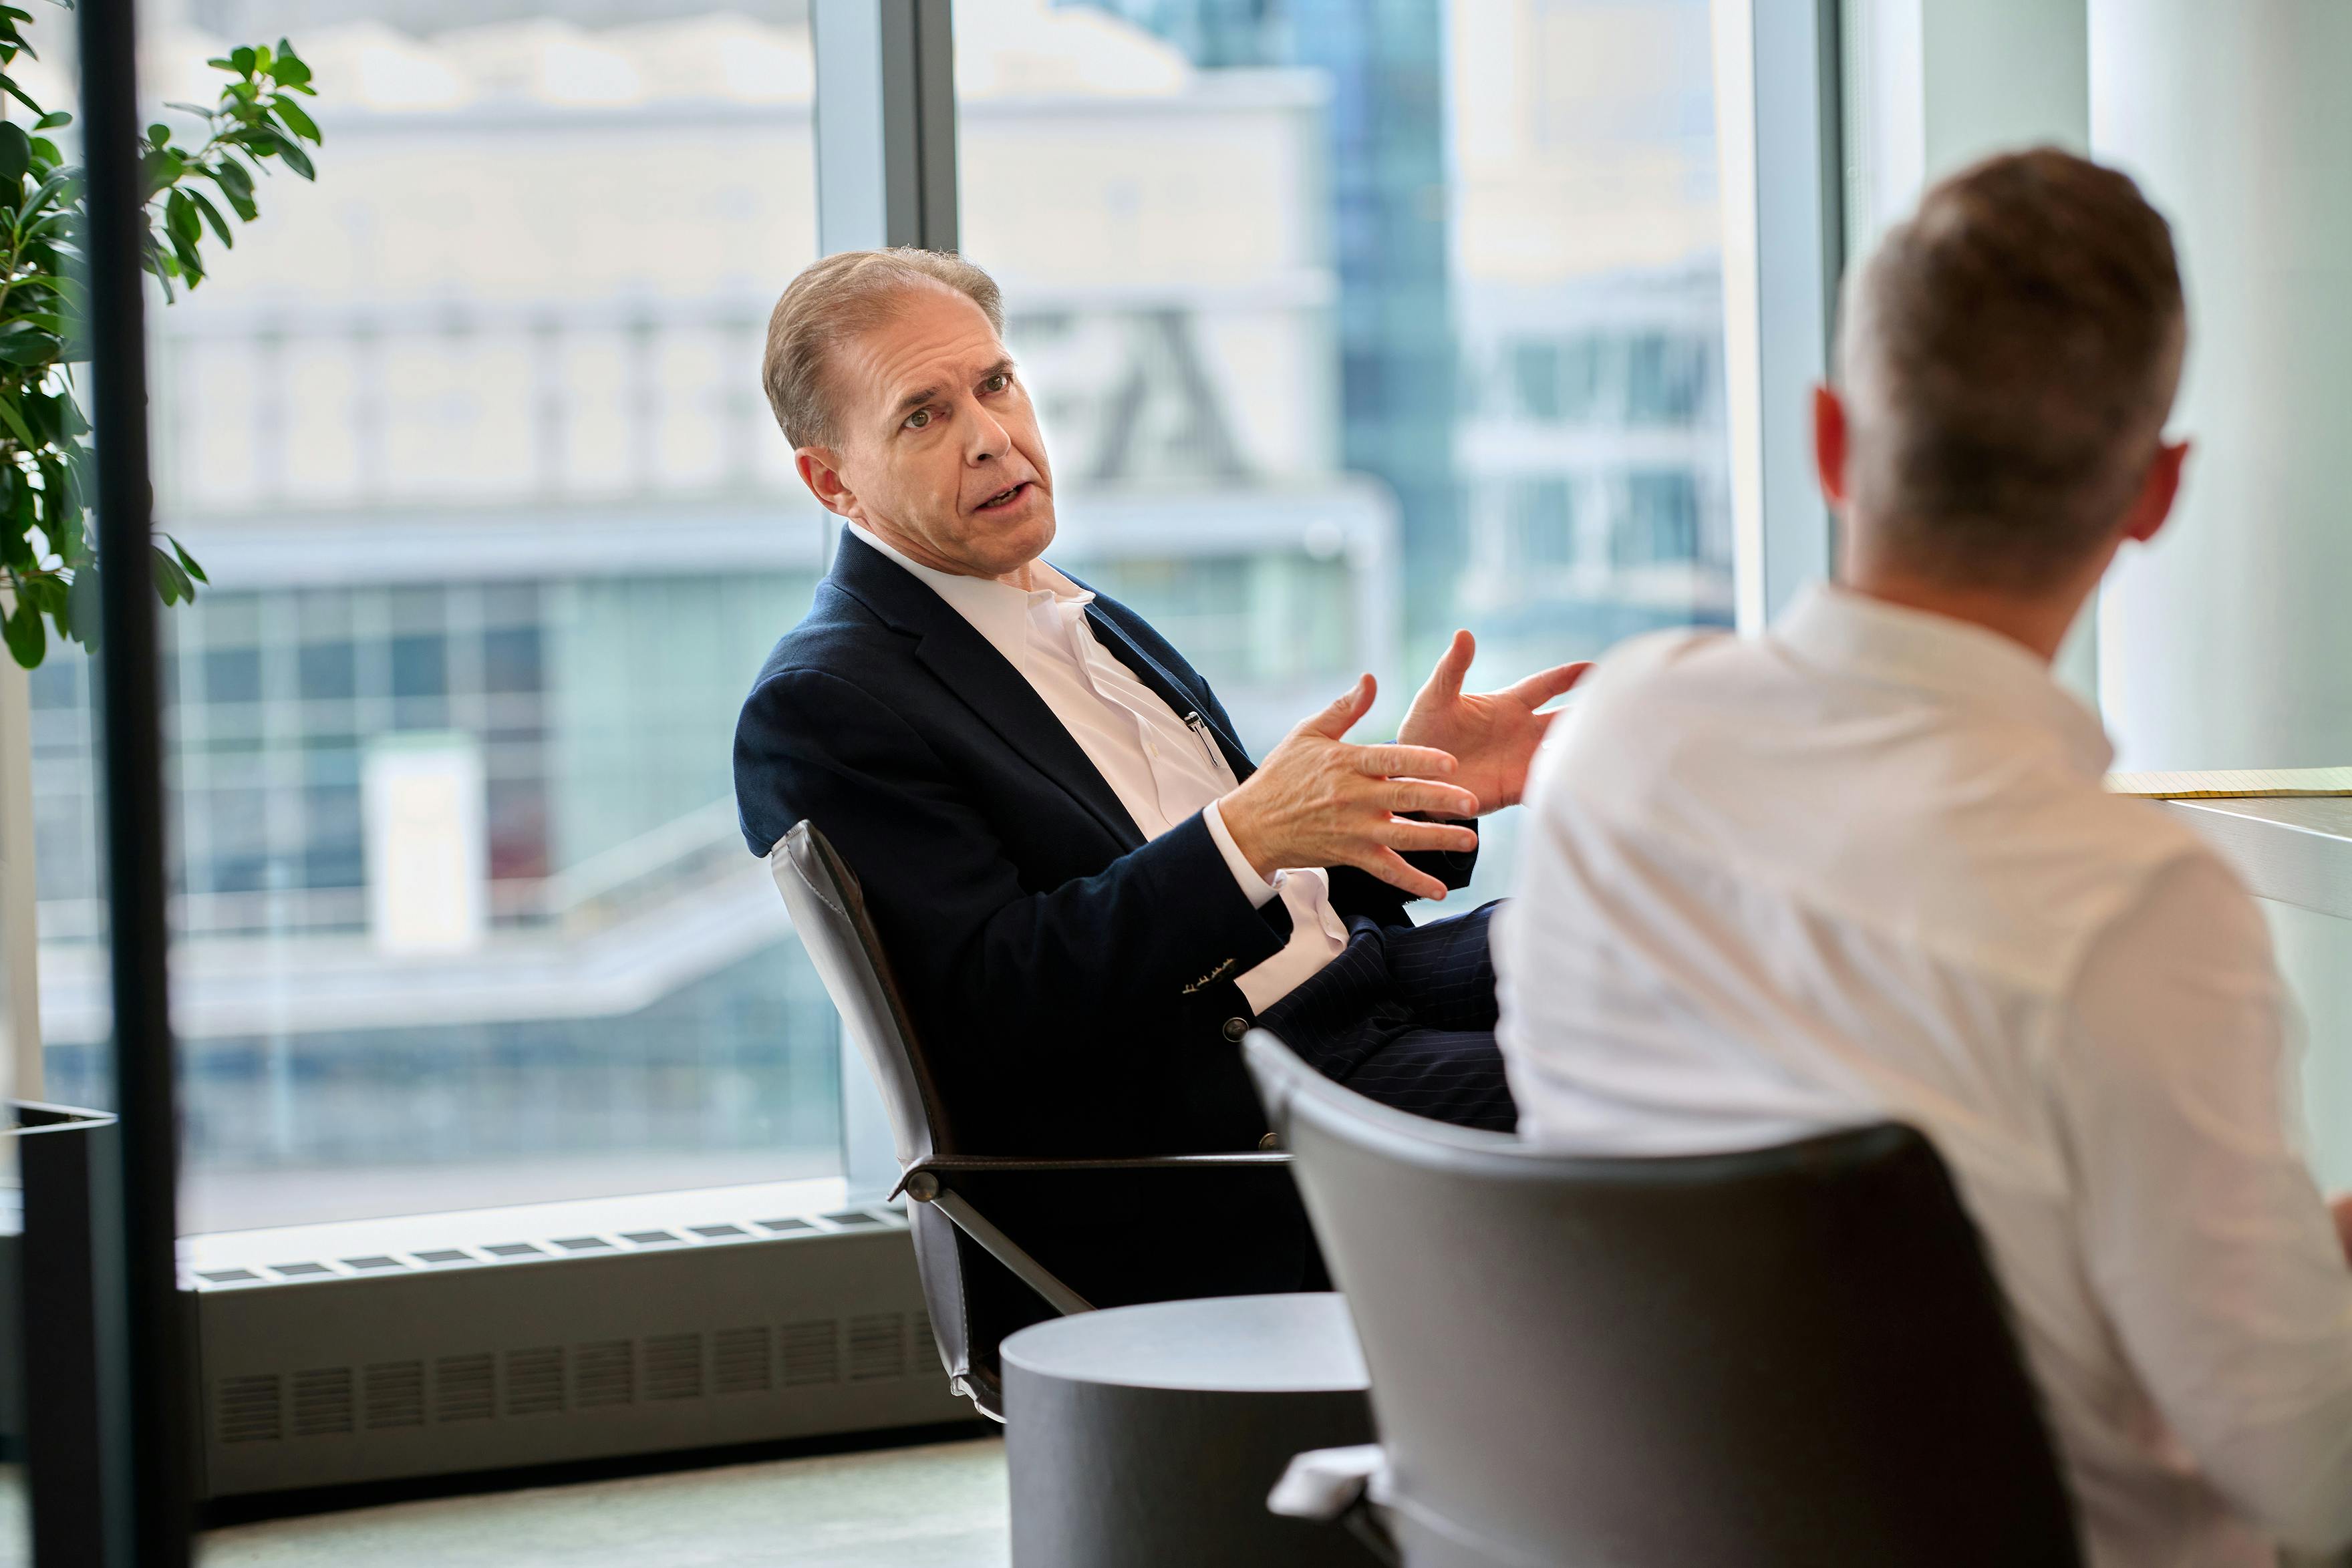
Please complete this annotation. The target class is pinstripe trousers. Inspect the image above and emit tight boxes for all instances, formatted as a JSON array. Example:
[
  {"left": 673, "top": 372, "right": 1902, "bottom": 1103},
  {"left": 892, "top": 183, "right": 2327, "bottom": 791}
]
[{"left": 1257, "top": 901, "right": 1515, "bottom": 1132}]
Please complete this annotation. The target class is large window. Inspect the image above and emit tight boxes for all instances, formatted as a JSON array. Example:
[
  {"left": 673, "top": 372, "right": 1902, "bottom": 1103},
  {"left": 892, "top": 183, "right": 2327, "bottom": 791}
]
[
  {"left": 31, "top": 3, "right": 837, "bottom": 1231},
  {"left": 23, "top": 0, "right": 1735, "bottom": 1233},
  {"left": 957, "top": 0, "right": 1731, "bottom": 901}
]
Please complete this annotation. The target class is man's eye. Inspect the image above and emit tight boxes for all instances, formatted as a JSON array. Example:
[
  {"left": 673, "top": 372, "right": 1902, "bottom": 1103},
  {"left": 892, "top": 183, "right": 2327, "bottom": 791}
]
[
  {"left": 903, "top": 408, "right": 932, "bottom": 430},
  {"left": 982, "top": 373, "right": 1009, "bottom": 394}
]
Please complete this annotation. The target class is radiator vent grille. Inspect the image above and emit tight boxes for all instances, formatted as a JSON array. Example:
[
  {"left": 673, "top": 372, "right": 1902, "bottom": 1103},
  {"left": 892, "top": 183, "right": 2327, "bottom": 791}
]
[
  {"left": 504, "top": 1348, "right": 566, "bottom": 1418},
  {"left": 363, "top": 1361, "right": 425, "bottom": 1430},
  {"left": 217, "top": 1375, "right": 283, "bottom": 1444},
  {"left": 848, "top": 1314, "right": 907, "bottom": 1382},
  {"left": 781, "top": 1319, "right": 841, "bottom": 1387},
  {"left": 436, "top": 1354, "right": 496, "bottom": 1423},
  {"left": 911, "top": 1308, "right": 933, "bottom": 1368},
  {"left": 291, "top": 1368, "right": 355, "bottom": 1438},
  {"left": 713, "top": 1326, "right": 772, "bottom": 1396},
  {"left": 575, "top": 1339, "right": 635, "bottom": 1408},
  {"left": 644, "top": 1334, "right": 704, "bottom": 1402}
]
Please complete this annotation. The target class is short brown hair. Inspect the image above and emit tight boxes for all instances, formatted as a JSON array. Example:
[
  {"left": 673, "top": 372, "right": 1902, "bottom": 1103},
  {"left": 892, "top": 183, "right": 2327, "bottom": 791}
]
[
  {"left": 1836, "top": 148, "right": 2184, "bottom": 587},
  {"left": 760, "top": 247, "right": 1006, "bottom": 449}
]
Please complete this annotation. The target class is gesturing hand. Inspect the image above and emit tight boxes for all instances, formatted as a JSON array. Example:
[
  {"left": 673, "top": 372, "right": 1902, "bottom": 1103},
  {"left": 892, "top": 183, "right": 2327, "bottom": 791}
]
[
  {"left": 1218, "top": 673, "right": 1481, "bottom": 904},
  {"left": 1398, "top": 631, "right": 1591, "bottom": 816}
]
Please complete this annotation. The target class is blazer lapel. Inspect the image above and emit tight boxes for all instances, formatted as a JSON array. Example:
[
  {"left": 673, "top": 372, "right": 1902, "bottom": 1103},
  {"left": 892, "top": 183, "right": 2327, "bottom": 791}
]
[
  {"left": 1083, "top": 603, "right": 1256, "bottom": 784},
  {"left": 827, "top": 530, "right": 1145, "bottom": 848}
]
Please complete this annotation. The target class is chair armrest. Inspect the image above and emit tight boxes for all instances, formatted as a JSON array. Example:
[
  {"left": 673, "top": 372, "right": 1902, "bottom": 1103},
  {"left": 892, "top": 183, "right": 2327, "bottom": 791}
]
[
  {"left": 891, "top": 1151, "right": 1290, "bottom": 1199},
  {"left": 1270, "top": 1445, "right": 1401, "bottom": 1566},
  {"left": 1269, "top": 1443, "right": 1387, "bottom": 1520}
]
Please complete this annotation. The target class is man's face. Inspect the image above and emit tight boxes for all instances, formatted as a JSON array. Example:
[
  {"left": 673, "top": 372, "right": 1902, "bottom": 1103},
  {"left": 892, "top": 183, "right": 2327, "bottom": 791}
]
[{"left": 797, "top": 285, "right": 1056, "bottom": 581}]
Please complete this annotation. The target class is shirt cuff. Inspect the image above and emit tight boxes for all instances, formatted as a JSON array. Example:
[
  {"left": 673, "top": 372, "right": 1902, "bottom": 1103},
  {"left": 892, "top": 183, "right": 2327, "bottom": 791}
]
[{"left": 1203, "top": 798, "right": 1280, "bottom": 910}]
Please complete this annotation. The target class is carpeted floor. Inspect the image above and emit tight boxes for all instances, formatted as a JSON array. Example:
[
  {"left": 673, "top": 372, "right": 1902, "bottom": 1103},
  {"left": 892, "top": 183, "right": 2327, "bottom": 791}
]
[{"left": 198, "top": 1436, "right": 1009, "bottom": 1568}]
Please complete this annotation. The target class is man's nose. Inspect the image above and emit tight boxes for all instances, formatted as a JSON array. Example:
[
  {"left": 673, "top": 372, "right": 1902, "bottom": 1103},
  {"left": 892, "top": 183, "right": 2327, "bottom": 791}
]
[{"left": 965, "top": 399, "right": 1010, "bottom": 462}]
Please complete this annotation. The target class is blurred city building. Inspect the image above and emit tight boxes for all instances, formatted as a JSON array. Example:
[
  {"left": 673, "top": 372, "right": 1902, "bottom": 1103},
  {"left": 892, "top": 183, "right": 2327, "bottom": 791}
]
[{"left": 29, "top": 0, "right": 1727, "bottom": 1231}]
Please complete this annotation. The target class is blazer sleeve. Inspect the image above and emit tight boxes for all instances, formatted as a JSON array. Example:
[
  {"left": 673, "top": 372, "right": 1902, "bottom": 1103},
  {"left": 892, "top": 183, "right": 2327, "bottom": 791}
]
[{"left": 737, "top": 665, "right": 1293, "bottom": 1060}]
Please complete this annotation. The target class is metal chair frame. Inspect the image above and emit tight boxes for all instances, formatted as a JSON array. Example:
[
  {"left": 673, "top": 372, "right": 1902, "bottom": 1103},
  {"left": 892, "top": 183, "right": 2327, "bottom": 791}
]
[{"left": 770, "top": 819, "right": 1288, "bottom": 1415}]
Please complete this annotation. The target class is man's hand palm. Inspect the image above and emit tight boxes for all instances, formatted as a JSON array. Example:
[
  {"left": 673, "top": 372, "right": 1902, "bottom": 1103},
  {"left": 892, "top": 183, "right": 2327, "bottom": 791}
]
[{"left": 1400, "top": 631, "right": 1590, "bottom": 815}]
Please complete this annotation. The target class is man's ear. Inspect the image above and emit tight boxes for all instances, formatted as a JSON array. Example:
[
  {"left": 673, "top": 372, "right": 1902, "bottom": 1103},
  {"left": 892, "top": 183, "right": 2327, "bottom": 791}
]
[
  {"left": 796, "top": 447, "right": 859, "bottom": 520},
  {"left": 1813, "top": 384, "right": 1850, "bottom": 510},
  {"left": 2121, "top": 438, "right": 2190, "bottom": 544}
]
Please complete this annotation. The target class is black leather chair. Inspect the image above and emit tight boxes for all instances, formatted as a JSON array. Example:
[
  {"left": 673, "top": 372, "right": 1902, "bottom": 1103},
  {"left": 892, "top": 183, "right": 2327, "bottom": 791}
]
[
  {"left": 769, "top": 819, "right": 1292, "bottom": 1417},
  {"left": 1246, "top": 1030, "right": 2083, "bottom": 1567}
]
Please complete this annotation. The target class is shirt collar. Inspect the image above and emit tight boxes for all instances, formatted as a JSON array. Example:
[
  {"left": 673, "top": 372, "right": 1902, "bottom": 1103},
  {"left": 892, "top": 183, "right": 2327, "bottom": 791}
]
[
  {"left": 1772, "top": 583, "right": 2113, "bottom": 778},
  {"left": 848, "top": 523, "right": 1093, "bottom": 671}
]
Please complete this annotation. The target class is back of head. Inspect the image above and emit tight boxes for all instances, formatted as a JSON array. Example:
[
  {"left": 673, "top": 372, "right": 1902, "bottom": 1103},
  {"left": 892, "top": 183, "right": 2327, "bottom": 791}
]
[{"left": 1838, "top": 148, "right": 2184, "bottom": 591}]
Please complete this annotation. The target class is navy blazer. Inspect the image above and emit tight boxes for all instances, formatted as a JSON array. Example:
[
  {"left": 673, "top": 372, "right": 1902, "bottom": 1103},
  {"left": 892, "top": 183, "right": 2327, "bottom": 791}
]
[{"left": 734, "top": 528, "right": 1476, "bottom": 1163}]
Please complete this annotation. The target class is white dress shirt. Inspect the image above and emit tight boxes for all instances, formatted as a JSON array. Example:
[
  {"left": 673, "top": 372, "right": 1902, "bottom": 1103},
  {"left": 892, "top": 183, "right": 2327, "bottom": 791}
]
[
  {"left": 850, "top": 524, "right": 1348, "bottom": 1009},
  {"left": 1496, "top": 584, "right": 2352, "bottom": 1566}
]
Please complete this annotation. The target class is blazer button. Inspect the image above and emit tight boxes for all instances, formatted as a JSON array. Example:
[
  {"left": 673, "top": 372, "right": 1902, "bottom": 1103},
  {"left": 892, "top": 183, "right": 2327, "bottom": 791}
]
[
  {"left": 1222, "top": 1017, "right": 1248, "bottom": 1042},
  {"left": 1258, "top": 1132, "right": 1281, "bottom": 1151}
]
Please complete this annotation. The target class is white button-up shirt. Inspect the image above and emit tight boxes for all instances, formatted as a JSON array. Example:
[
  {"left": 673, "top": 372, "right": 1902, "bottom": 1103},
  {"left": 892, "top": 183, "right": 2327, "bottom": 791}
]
[
  {"left": 851, "top": 524, "right": 1348, "bottom": 1010},
  {"left": 1497, "top": 584, "right": 2352, "bottom": 1566}
]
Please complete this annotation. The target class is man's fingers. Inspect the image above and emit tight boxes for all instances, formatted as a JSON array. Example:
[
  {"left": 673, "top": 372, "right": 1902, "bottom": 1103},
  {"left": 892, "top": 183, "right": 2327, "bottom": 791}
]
[
  {"left": 1423, "top": 629, "right": 1474, "bottom": 701},
  {"left": 1351, "top": 744, "right": 1458, "bottom": 778},
  {"left": 1506, "top": 659, "right": 1593, "bottom": 710},
  {"left": 1380, "top": 817, "right": 1479, "bottom": 855},
  {"left": 1306, "top": 672, "right": 1377, "bottom": 739},
  {"left": 1355, "top": 848, "right": 1449, "bottom": 904},
  {"left": 1387, "top": 780, "right": 1481, "bottom": 816}
]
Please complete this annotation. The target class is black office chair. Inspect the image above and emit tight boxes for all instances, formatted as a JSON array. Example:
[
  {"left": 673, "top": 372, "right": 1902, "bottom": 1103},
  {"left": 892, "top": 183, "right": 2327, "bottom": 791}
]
[
  {"left": 769, "top": 819, "right": 1292, "bottom": 1417},
  {"left": 1245, "top": 1030, "right": 2083, "bottom": 1568}
]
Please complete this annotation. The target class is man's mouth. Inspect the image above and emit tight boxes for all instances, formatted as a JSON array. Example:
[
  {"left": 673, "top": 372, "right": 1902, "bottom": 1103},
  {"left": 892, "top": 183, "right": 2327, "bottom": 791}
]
[{"left": 976, "top": 481, "right": 1029, "bottom": 512}]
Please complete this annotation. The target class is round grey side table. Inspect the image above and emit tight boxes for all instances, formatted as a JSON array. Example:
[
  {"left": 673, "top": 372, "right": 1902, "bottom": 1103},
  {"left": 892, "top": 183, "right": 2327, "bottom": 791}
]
[{"left": 1000, "top": 1292, "right": 1382, "bottom": 1567}]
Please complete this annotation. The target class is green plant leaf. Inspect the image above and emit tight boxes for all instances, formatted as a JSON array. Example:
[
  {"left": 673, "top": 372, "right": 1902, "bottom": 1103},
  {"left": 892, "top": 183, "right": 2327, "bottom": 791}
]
[
  {"left": 165, "top": 534, "right": 209, "bottom": 585},
  {"left": 0, "top": 394, "right": 37, "bottom": 450},
  {"left": 167, "top": 226, "right": 204, "bottom": 289},
  {"left": 0, "top": 122, "right": 26, "bottom": 186},
  {"left": 3, "top": 598, "right": 44, "bottom": 667},
  {"left": 66, "top": 565, "right": 98, "bottom": 652},
  {"left": 33, "top": 110, "right": 69, "bottom": 131},
  {"left": 0, "top": 330, "right": 56, "bottom": 366},
  {"left": 146, "top": 121, "right": 171, "bottom": 147},
  {"left": 166, "top": 187, "right": 201, "bottom": 247},
  {"left": 272, "top": 97, "right": 320, "bottom": 144},
  {"left": 151, "top": 544, "right": 194, "bottom": 606},
  {"left": 209, "top": 154, "right": 257, "bottom": 208},
  {"left": 269, "top": 40, "right": 311, "bottom": 88},
  {"left": 230, "top": 45, "right": 257, "bottom": 76},
  {"left": 184, "top": 186, "right": 233, "bottom": 247},
  {"left": 249, "top": 126, "right": 315, "bottom": 180}
]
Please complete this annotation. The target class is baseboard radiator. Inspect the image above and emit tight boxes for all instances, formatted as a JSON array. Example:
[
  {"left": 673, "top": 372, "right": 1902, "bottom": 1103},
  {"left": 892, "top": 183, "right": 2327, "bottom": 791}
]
[{"left": 192, "top": 1201, "right": 971, "bottom": 1498}]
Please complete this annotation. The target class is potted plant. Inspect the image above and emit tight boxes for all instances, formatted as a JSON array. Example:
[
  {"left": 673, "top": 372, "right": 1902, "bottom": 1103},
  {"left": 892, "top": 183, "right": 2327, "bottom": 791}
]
[
  {"left": 0, "top": 10, "right": 326, "bottom": 661},
  {"left": 0, "top": 11, "right": 326, "bottom": 1550}
]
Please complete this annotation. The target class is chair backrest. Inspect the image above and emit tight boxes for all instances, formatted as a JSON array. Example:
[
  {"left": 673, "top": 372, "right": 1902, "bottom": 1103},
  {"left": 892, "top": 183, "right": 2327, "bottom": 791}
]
[
  {"left": 769, "top": 818, "right": 954, "bottom": 1166},
  {"left": 769, "top": 820, "right": 998, "bottom": 1407},
  {"left": 1245, "top": 1032, "right": 2083, "bottom": 1568}
]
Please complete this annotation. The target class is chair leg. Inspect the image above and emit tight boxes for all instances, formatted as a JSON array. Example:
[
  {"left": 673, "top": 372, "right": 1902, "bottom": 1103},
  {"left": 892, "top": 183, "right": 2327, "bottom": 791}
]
[{"left": 921, "top": 1186, "right": 1096, "bottom": 1316}]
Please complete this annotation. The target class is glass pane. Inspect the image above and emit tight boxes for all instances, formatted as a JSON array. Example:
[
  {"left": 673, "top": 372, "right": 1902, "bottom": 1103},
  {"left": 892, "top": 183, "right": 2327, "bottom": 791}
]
[
  {"left": 954, "top": 0, "right": 1730, "bottom": 903},
  {"left": 33, "top": 5, "right": 836, "bottom": 1231}
]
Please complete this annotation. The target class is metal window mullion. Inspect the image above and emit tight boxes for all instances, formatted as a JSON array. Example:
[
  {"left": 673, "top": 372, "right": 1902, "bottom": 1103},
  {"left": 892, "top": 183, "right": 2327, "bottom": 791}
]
[
  {"left": 1720, "top": 0, "right": 1844, "bottom": 632},
  {"left": 78, "top": 0, "right": 196, "bottom": 1557},
  {"left": 807, "top": 0, "right": 960, "bottom": 1203},
  {"left": 811, "top": 0, "right": 960, "bottom": 256}
]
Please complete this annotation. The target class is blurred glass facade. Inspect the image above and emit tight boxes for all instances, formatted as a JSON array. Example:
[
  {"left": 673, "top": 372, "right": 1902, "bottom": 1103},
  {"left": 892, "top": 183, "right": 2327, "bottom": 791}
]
[{"left": 26, "top": 0, "right": 1732, "bottom": 1231}]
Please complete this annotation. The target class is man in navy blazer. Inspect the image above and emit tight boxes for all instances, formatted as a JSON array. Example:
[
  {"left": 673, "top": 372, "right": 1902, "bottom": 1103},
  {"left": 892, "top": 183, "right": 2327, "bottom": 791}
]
[{"left": 735, "top": 249, "right": 1584, "bottom": 1305}]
